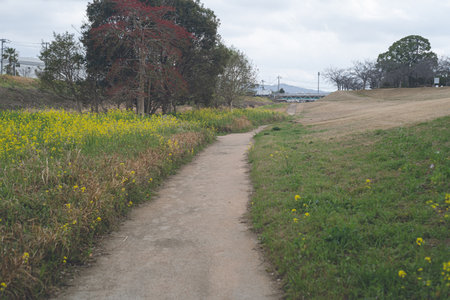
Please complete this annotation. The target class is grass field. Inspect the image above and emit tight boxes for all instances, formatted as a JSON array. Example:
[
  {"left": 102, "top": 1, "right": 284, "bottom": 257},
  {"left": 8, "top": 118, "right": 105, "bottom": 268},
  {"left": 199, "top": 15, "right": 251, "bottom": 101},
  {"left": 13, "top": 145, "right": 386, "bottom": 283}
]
[
  {"left": 0, "top": 107, "right": 285, "bottom": 299},
  {"left": 249, "top": 98, "right": 449, "bottom": 298}
]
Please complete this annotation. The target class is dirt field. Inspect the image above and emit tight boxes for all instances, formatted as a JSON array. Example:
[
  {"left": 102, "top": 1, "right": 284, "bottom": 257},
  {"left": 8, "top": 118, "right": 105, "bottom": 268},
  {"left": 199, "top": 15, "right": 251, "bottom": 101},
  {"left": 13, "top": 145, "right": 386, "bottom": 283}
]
[{"left": 295, "top": 87, "right": 450, "bottom": 138}]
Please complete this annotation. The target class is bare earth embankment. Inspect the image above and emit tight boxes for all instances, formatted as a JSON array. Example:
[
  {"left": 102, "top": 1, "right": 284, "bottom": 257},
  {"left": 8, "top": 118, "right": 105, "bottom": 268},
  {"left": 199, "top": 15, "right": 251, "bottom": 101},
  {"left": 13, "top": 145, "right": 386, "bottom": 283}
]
[{"left": 295, "top": 87, "right": 450, "bottom": 137}]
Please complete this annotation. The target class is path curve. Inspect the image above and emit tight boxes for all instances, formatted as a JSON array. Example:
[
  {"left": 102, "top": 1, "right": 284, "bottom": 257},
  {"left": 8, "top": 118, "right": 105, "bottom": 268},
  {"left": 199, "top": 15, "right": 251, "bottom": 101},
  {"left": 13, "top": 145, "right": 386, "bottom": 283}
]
[{"left": 55, "top": 129, "right": 280, "bottom": 300}]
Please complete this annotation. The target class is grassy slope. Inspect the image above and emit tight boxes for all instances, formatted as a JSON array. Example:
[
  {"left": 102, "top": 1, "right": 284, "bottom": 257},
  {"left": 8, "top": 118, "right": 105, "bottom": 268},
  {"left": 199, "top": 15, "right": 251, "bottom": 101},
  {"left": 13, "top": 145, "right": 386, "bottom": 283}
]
[
  {"left": 0, "top": 75, "right": 74, "bottom": 110},
  {"left": 323, "top": 87, "right": 450, "bottom": 102},
  {"left": 250, "top": 116, "right": 449, "bottom": 298}
]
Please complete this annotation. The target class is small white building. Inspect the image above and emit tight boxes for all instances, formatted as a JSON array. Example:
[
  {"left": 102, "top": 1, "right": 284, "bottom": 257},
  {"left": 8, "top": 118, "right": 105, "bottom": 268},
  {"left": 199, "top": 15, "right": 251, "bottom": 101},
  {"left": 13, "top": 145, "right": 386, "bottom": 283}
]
[
  {"left": 3, "top": 57, "right": 45, "bottom": 77},
  {"left": 255, "top": 89, "right": 272, "bottom": 96}
]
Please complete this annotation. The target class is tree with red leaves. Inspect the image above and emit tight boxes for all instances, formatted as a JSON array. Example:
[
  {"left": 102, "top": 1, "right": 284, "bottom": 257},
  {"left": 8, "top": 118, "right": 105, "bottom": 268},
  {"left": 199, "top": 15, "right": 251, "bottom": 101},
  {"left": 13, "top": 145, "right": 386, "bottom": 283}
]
[{"left": 90, "top": 0, "right": 192, "bottom": 115}]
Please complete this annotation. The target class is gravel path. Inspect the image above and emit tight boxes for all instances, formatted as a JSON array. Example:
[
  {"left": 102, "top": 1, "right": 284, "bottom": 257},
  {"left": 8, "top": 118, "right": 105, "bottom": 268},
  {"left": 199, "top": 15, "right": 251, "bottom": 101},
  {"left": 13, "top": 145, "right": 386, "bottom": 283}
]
[{"left": 55, "top": 128, "right": 280, "bottom": 300}]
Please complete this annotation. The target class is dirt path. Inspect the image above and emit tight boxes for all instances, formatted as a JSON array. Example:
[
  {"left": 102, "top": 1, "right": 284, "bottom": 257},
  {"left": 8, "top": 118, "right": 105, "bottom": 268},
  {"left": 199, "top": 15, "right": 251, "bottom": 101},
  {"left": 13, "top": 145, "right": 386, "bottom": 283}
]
[
  {"left": 55, "top": 129, "right": 280, "bottom": 300},
  {"left": 286, "top": 103, "right": 297, "bottom": 115}
]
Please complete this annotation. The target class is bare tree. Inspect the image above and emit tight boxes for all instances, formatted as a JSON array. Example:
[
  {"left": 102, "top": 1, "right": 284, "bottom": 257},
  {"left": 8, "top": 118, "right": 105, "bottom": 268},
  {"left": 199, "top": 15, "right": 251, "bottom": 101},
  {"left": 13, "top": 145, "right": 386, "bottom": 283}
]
[
  {"left": 436, "top": 56, "right": 450, "bottom": 86},
  {"left": 323, "top": 67, "right": 349, "bottom": 90},
  {"left": 351, "top": 60, "right": 376, "bottom": 90}
]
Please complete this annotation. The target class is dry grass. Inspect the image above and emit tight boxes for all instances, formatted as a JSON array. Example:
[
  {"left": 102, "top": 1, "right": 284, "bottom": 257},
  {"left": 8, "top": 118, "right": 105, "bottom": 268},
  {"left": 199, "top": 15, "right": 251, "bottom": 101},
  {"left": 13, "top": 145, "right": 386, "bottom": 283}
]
[{"left": 294, "top": 87, "right": 450, "bottom": 139}]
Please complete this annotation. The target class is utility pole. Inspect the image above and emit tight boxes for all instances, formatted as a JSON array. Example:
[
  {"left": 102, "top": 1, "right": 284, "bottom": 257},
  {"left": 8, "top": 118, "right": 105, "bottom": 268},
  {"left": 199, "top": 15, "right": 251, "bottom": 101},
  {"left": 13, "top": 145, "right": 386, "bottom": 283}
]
[
  {"left": 317, "top": 72, "right": 320, "bottom": 94},
  {"left": 277, "top": 75, "right": 282, "bottom": 92},
  {"left": 1, "top": 39, "right": 11, "bottom": 75},
  {"left": 261, "top": 80, "right": 265, "bottom": 90},
  {"left": 41, "top": 41, "right": 50, "bottom": 68}
]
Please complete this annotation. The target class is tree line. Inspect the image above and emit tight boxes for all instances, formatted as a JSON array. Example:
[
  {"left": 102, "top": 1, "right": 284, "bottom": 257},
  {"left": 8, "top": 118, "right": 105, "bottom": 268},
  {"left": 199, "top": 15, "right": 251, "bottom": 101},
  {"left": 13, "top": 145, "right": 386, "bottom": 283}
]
[
  {"left": 27, "top": 0, "right": 257, "bottom": 113},
  {"left": 323, "top": 35, "right": 450, "bottom": 90}
]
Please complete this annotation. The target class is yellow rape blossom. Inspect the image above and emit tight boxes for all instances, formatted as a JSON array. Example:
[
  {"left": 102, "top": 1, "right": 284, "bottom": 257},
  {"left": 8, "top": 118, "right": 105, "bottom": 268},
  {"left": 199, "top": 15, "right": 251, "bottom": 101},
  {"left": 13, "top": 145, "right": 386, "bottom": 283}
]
[
  {"left": 416, "top": 237, "right": 424, "bottom": 246},
  {"left": 22, "top": 252, "right": 30, "bottom": 263},
  {"left": 398, "top": 270, "right": 407, "bottom": 278}
]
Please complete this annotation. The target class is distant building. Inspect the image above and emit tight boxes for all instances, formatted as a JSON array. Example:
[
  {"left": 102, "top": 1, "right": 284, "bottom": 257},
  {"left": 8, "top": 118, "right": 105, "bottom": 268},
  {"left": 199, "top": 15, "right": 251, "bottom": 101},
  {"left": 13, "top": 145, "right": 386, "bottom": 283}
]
[
  {"left": 255, "top": 89, "right": 272, "bottom": 96},
  {"left": 12, "top": 57, "right": 44, "bottom": 78}
]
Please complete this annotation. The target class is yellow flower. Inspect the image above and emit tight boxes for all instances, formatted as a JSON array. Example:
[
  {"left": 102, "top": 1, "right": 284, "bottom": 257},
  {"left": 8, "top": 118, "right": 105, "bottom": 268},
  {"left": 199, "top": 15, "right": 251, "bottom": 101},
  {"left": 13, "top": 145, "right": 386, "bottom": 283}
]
[
  {"left": 96, "top": 217, "right": 102, "bottom": 222},
  {"left": 0, "top": 282, "right": 7, "bottom": 292},
  {"left": 418, "top": 277, "right": 422, "bottom": 280},
  {"left": 72, "top": 220, "right": 77, "bottom": 225},
  {"left": 295, "top": 195, "right": 301, "bottom": 201},
  {"left": 63, "top": 256, "right": 67, "bottom": 263},
  {"left": 426, "top": 280, "right": 431, "bottom": 286},
  {"left": 65, "top": 203, "right": 71, "bottom": 209},
  {"left": 366, "top": 179, "right": 371, "bottom": 184},
  {"left": 128, "top": 201, "right": 133, "bottom": 207},
  {"left": 304, "top": 212, "right": 310, "bottom": 217},
  {"left": 398, "top": 270, "right": 407, "bottom": 278},
  {"left": 291, "top": 209, "right": 297, "bottom": 213},
  {"left": 417, "top": 268, "right": 423, "bottom": 272},
  {"left": 293, "top": 218, "right": 299, "bottom": 223},
  {"left": 425, "top": 257, "right": 431, "bottom": 263},
  {"left": 22, "top": 252, "right": 30, "bottom": 263},
  {"left": 148, "top": 178, "right": 153, "bottom": 182},
  {"left": 130, "top": 171, "right": 135, "bottom": 175},
  {"left": 416, "top": 237, "right": 424, "bottom": 246},
  {"left": 81, "top": 187, "right": 86, "bottom": 192},
  {"left": 73, "top": 185, "right": 79, "bottom": 190}
]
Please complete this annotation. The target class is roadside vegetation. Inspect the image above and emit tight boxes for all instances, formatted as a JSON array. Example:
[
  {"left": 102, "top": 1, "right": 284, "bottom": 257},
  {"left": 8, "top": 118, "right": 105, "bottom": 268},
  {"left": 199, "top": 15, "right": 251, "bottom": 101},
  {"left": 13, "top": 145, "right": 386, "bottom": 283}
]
[
  {"left": 0, "top": 107, "right": 285, "bottom": 299},
  {"left": 249, "top": 117, "right": 449, "bottom": 299}
]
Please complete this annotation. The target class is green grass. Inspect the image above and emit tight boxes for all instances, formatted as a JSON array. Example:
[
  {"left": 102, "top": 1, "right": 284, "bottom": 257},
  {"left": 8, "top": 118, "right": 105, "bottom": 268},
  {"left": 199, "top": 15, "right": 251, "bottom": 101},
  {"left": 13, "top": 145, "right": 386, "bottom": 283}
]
[
  {"left": 249, "top": 117, "right": 450, "bottom": 299},
  {"left": 176, "top": 107, "right": 285, "bottom": 133}
]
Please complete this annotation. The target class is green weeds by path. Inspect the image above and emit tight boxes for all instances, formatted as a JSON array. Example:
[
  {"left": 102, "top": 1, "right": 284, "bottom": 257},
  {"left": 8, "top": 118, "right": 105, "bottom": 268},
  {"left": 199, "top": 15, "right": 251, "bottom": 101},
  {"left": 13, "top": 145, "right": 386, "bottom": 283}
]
[
  {"left": 176, "top": 107, "right": 285, "bottom": 133},
  {"left": 249, "top": 117, "right": 449, "bottom": 299}
]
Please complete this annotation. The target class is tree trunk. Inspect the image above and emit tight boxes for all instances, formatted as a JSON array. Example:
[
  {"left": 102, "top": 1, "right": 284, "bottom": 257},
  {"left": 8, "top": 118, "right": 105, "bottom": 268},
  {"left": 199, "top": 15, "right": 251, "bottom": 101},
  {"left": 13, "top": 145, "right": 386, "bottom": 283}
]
[{"left": 137, "top": 49, "right": 146, "bottom": 115}]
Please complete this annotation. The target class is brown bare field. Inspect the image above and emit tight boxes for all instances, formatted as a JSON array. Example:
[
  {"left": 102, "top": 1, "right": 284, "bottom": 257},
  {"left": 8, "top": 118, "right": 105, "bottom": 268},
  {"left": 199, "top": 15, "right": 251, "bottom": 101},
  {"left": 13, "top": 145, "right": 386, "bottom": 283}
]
[{"left": 295, "top": 87, "right": 450, "bottom": 138}]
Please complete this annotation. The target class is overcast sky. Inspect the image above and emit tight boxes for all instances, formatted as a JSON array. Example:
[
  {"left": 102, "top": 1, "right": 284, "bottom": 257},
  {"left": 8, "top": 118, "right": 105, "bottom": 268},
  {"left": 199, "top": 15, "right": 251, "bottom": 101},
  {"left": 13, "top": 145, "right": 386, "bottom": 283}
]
[{"left": 1, "top": 0, "right": 449, "bottom": 91}]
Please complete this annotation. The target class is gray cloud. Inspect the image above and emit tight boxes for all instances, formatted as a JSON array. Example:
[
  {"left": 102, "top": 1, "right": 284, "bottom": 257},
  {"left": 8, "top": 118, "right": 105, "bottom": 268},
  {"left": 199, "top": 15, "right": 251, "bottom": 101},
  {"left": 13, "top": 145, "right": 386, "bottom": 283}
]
[{"left": 1, "top": 0, "right": 449, "bottom": 90}]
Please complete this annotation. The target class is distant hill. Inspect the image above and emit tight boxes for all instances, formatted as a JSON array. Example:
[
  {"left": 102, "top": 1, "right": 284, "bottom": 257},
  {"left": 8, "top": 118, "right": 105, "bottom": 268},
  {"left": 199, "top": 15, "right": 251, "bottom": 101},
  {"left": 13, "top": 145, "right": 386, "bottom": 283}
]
[{"left": 257, "top": 83, "right": 328, "bottom": 94}]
